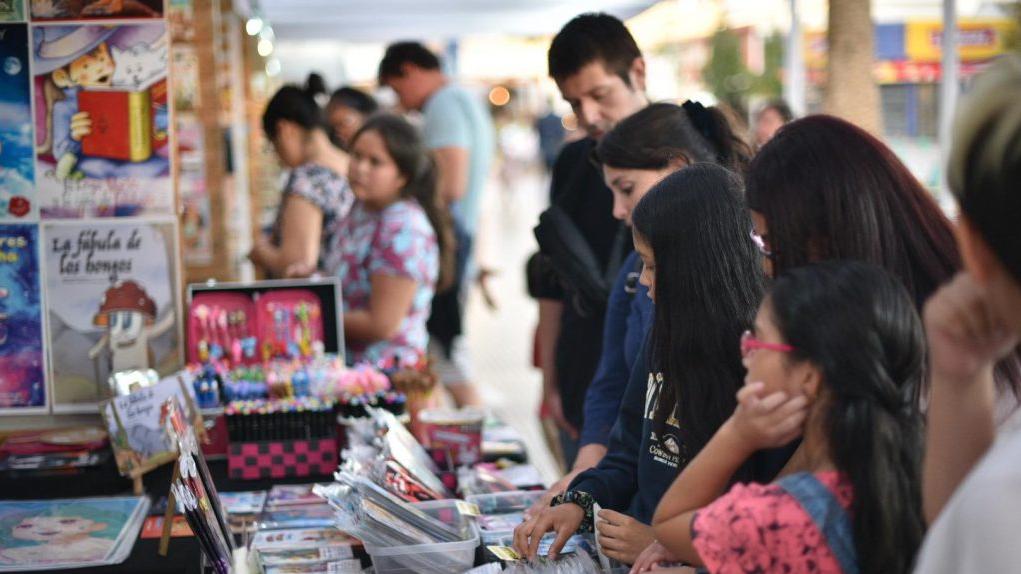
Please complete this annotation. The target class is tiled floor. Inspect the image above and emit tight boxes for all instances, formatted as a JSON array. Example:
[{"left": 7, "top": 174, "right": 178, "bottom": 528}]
[{"left": 462, "top": 169, "right": 561, "bottom": 485}]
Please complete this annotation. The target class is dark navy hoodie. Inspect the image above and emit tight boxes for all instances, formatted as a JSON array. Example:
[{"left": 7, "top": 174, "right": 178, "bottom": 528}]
[{"left": 568, "top": 337, "right": 797, "bottom": 525}]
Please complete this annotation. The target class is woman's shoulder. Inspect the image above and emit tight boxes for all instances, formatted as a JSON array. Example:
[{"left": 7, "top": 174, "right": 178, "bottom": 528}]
[
  {"left": 380, "top": 199, "right": 431, "bottom": 229},
  {"left": 288, "top": 163, "right": 349, "bottom": 195}
]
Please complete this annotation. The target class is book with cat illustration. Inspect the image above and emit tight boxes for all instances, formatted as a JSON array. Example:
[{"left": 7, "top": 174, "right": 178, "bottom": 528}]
[{"left": 78, "top": 76, "right": 168, "bottom": 162}]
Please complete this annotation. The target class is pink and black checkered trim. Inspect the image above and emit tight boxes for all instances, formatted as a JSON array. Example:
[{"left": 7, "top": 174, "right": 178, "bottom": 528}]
[{"left": 227, "top": 438, "right": 338, "bottom": 480}]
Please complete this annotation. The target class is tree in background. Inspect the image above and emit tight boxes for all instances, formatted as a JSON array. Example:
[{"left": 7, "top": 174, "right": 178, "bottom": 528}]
[
  {"left": 825, "top": 0, "right": 883, "bottom": 134},
  {"left": 703, "top": 29, "right": 784, "bottom": 117}
]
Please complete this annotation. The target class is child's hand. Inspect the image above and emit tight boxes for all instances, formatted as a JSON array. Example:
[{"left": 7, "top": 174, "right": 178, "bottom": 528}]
[
  {"left": 630, "top": 540, "right": 681, "bottom": 573},
  {"left": 70, "top": 111, "right": 92, "bottom": 141},
  {"left": 728, "top": 382, "right": 808, "bottom": 451},
  {"left": 596, "top": 509, "right": 655, "bottom": 565}
]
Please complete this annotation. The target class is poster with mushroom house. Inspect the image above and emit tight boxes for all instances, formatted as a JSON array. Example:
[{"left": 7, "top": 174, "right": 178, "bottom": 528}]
[{"left": 42, "top": 219, "right": 181, "bottom": 412}]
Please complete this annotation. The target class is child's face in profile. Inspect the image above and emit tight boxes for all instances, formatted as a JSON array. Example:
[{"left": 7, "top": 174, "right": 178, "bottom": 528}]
[
  {"left": 12, "top": 516, "right": 106, "bottom": 543},
  {"left": 68, "top": 43, "right": 114, "bottom": 88}
]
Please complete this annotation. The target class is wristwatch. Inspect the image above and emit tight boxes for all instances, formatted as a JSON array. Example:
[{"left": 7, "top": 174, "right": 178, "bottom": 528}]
[{"left": 552, "top": 489, "right": 596, "bottom": 532}]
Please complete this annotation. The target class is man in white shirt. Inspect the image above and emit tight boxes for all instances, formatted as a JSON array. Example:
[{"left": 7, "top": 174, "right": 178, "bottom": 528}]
[{"left": 915, "top": 54, "right": 1021, "bottom": 572}]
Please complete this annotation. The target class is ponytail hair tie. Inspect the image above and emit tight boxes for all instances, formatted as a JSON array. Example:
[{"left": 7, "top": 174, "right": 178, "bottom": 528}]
[{"left": 682, "top": 100, "right": 714, "bottom": 141}]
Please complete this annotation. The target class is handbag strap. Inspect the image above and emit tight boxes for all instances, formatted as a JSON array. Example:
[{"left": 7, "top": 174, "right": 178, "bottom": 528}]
[{"left": 777, "top": 472, "right": 859, "bottom": 574}]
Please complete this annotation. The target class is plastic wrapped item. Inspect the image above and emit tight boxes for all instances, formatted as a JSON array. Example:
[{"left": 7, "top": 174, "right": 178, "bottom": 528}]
[
  {"left": 500, "top": 550, "right": 601, "bottom": 574},
  {"left": 315, "top": 477, "right": 478, "bottom": 574},
  {"left": 340, "top": 409, "right": 452, "bottom": 501},
  {"left": 467, "top": 491, "right": 545, "bottom": 515}
]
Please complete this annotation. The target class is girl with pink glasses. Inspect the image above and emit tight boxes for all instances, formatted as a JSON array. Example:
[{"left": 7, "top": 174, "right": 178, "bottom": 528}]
[{"left": 634, "top": 261, "right": 925, "bottom": 574}]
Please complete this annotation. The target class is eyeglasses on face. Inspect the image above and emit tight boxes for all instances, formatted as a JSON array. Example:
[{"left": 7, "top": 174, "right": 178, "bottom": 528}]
[{"left": 740, "top": 330, "right": 794, "bottom": 358}]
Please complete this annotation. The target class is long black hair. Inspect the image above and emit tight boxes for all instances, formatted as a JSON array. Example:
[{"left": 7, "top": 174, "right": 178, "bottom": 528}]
[
  {"left": 350, "top": 114, "right": 455, "bottom": 290},
  {"left": 262, "top": 82, "right": 326, "bottom": 140},
  {"left": 595, "top": 102, "right": 751, "bottom": 174},
  {"left": 769, "top": 261, "right": 926, "bottom": 574},
  {"left": 631, "top": 163, "right": 764, "bottom": 456},
  {"left": 746, "top": 114, "right": 1021, "bottom": 397}
]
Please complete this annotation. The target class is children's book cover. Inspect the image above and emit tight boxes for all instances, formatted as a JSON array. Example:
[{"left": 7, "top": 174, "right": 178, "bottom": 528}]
[
  {"left": 0, "top": 224, "right": 46, "bottom": 411},
  {"left": 43, "top": 219, "right": 181, "bottom": 412},
  {"left": 0, "top": 24, "right": 35, "bottom": 219},
  {"left": 0, "top": 496, "right": 148, "bottom": 569},
  {"left": 0, "top": 0, "right": 24, "bottom": 21},
  {"left": 30, "top": 0, "right": 163, "bottom": 21},
  {"left": 32, "top": 23, "right": 172, "bottom": 218}
]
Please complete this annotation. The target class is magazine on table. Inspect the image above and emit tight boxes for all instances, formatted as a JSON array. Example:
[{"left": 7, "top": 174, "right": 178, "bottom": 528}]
[{"left": 0, "top": 496, "right": 150, "bottom": 572}]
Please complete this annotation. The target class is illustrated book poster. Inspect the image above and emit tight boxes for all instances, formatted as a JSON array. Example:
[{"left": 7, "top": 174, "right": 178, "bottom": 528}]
[
  {"left": 0, "top": 496, "right": 149, "bottom": 570},
  {"left": 0, "top": 24, "right": 35, "bottom": 219},
  {"left": 0, "top": 224, "right": 46, "bottom": 411},
  {"left": 32, "top": 23, "right": 172, "bottom": 218},
  {"left": 0, "top": 0, "right": 24, "bottom": 21},
  {"left": 30, "top": 0, "right": 163, "bottom": 21},
  {"left": 43, "top": 219, "right": 181, "bottom": 412}
]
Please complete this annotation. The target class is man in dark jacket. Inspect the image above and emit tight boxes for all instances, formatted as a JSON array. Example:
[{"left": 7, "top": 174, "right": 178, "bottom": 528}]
[{"left": 531, "top": 12, "right": 649, "bottom": 469}]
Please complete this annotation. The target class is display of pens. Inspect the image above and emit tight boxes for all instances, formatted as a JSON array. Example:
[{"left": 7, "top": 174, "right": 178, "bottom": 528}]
[{"left": 225, "top": 398, "right": 335, "bottom": 442}]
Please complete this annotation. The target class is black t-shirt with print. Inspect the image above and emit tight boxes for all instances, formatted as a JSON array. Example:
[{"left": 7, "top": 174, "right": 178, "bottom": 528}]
[{"left": 571, "top": 337, "right": 797, "bottom": 524}]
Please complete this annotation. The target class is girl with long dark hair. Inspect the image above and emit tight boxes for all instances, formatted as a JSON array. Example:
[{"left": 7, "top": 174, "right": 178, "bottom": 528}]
[
  {"left": 745, "top": 114, "right": 1020, "bottom": 414},
  {"left": 324, "top": 114, "right": 455, "bottom": 365},
  {"left": 534, "top": 102, "right": 752, "bottom": 508},
  {"left": 644, "top": 261, "right": 926, "bottom": 574},
  {"left": 515, "top": 164, "right": 785, "bottom": 565},
  {"left": 250, "top": 79, "right": 354, "bottom": 277}
]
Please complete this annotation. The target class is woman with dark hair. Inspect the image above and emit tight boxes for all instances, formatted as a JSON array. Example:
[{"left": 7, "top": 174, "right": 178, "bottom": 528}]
[
  {"left": 516, "top": 165, "right": 788, "bottom": 565},
  {"left": 250, "top": 79, "right": 353, "bottom": 277},
  {"left": 745, "top": 114, "right": 1020, "bottom": 414},
  {"left": 326, "top": 87, "right": 379, "bottom": 150},
  {"left": 644, "top": 261, "right": 926, "bottom": 574},
  {"left": 322, "top": 114, "right": 454, "bottom": 365},
  {"left": 532, "top": 101, "right": 754, "bottom": 510}
]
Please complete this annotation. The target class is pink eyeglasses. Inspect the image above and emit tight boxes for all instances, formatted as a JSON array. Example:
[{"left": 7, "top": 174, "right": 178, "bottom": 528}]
[{"left": 740, "top": 330, "right": 795, "bottom": 358}]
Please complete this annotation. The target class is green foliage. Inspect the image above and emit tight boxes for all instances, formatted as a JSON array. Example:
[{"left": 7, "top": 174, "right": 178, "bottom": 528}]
[{"left": 702, "top": 28, "right": 785, "bottom": 111}]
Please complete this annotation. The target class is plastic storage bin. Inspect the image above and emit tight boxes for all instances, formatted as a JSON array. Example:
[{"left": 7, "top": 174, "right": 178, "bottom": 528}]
[{"left": 363, "top": 499, "right": 480, "bottom": 574}]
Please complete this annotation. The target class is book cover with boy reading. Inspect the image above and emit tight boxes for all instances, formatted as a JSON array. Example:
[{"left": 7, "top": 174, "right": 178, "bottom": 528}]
[
  {"left": 78, "top": 76, "right": 167, "bottom": 162},
  {"left": 32, "top": 23, "right": 172, "bottom": 218}
]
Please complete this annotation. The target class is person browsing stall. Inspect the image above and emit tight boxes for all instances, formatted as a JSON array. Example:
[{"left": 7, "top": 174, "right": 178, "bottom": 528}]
[
  {"left": 533, "top": 102, "right": 752, "bottom": 508},
  {"left": 516, "top": 165, "right": 791, "bottom": 565},
  {"left": 318, "top": 114, "right": 455, "bottom": 366},
  {"left": 744, "top": 115, "right": 1021, "bottom": 421},
  {"left": 326, "top": 86, "right": 378, "bottom": 151},
  {"left": 250, "top": 81, "right": 353, "bottom": 278},
  {"left": 636, "top": 262, "right": 925, "bottom": 574},
  {"left": 528, "top": 12, "right": 649, "bottom": 468},
  {"left": 378, "top": 41, "right": 494, "bottom": 407}
]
